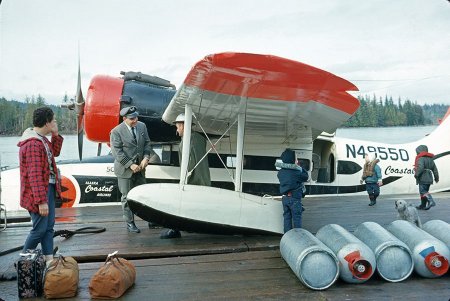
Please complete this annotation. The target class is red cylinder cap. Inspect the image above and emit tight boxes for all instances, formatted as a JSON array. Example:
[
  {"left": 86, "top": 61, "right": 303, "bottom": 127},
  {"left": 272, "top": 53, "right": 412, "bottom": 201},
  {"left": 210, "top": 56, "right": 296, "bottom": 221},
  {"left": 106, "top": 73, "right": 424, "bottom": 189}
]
[
  {"left": 424, "top": 252, "right": 449, "bottom": 276},
  {"left": 344, "top": 251, "right": 373, "bottom": 280}
]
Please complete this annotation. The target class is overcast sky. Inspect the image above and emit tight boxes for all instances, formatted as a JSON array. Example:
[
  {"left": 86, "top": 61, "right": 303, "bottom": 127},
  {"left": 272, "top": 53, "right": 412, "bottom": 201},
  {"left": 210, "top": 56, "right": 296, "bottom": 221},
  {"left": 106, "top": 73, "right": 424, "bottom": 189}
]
[{"left": 1, "top": 0, "right": 449, "bottom": 106}]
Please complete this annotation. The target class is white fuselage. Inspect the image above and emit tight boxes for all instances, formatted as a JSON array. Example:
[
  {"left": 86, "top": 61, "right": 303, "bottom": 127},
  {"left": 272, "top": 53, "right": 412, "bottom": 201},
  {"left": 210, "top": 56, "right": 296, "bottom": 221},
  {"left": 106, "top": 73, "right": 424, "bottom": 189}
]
[{"left": 1, "top": 118, "right": 449, "bottom": 213}]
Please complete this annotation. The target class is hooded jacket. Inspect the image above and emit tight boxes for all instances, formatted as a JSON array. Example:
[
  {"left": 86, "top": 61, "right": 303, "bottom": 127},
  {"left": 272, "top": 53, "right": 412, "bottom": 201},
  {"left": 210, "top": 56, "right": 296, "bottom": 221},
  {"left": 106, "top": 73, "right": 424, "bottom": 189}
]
[
  {"left": 179, "top": 131, "right": 211, "bottom": 186},
  {"left": 17, "top": 128, "right": 63, "bottom": 213},
  {"left": 361, "top": 154, "right": 382, "bottom": 184},
  {"left": 277, "top": 149, "right": 308, "bottom": 198},
  {"left": 414, "top": 145, "right": 439, "bottom": 184}
]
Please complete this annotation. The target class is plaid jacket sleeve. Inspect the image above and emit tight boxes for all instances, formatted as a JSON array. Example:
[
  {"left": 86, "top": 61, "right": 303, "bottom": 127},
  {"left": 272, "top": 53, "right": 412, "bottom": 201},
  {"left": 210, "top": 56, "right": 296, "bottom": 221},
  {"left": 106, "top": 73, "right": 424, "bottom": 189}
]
[
  {"left": 23, "top": 140, "right": 49, "bottom": 205},
  {"left": 50, "top": 134, "right": 63, "bottom": 157}
]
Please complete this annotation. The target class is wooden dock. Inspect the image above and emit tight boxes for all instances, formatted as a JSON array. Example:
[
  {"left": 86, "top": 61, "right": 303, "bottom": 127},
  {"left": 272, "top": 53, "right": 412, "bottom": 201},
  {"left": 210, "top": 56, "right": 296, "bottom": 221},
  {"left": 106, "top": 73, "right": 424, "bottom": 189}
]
[{"left": 1, "top": 192, "right": 450, "bottom": 300}]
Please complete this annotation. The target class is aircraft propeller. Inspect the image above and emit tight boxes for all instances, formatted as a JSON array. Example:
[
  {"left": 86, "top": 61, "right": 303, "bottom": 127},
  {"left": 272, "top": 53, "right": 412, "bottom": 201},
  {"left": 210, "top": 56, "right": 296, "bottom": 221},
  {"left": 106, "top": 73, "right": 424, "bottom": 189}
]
[
  {"left": 75, "top": 61, "right": 85, "bottom": 161},
  {"left": 61, "top": 60, "right": 85, "bottom": 161},
  {"left": 97, "top": 143, "right": 102, "bottom": 156}
]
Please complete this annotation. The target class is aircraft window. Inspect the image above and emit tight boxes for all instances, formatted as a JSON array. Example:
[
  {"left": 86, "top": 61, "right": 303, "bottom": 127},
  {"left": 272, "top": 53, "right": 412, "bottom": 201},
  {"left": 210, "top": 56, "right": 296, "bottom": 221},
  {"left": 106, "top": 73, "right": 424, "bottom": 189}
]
[
  {"left": 149, "top": 144, "right": 172, "bottom": 165},
  {"left": 209, "top": 154, "right": 277, "bottom": 170},
  {"left": 171, "top": 151, "right": 282, "bottom": 171},
  {"left": 337, "top": 160, "right": 362, "bottom": 175},
  {"left": 297, "top": 158, "right": 310, "bottom": 171}
]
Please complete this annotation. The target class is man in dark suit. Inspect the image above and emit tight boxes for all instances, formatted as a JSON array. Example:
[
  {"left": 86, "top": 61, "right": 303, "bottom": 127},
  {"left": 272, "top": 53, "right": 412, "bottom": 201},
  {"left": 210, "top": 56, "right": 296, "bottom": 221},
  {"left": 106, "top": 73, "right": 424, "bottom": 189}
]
[{"left": 110, "top": 106, "right": 153, "bottom": 233}]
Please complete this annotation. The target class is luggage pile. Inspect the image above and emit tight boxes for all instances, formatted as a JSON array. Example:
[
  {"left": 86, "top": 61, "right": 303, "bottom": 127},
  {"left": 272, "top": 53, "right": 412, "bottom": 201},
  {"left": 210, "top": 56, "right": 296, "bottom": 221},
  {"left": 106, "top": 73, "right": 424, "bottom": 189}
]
[{"left": 16, "top": 250, "right": 136, "bottom": 299}]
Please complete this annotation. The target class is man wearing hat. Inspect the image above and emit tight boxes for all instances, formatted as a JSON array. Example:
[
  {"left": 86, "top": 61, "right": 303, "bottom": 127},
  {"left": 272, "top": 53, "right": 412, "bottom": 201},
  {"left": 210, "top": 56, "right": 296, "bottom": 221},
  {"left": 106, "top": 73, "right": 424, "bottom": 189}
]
[
  {"left": 110, "top": 106, "right": 153, "bottom": 233},
  {"left": 160, "top": 113, "right": 211, "bottom": 239}
]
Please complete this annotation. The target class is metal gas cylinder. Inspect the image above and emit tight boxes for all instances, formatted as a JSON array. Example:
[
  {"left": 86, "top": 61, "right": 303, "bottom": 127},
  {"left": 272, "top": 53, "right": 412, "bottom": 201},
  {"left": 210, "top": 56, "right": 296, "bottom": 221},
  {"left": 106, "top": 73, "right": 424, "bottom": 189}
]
[
  {"left": 315, "top": 224, "right": 376, "bottom": 283},
  {"left": 386, "top": 220, "right": 449, "bottom": 278},
  {"left": 423, "top": 220, "right": 450, "bottom": 250},
  {"left": 354, "top": 222, "right": 413, "bottom": 282},
  {"left": 280, "top": 228, "right": 339, "bottom": 290}
]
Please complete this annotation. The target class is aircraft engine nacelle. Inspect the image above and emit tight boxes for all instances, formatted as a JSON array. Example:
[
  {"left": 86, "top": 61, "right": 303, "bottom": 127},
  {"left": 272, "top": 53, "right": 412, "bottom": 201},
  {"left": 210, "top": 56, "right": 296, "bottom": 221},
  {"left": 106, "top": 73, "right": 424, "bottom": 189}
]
[
  {"left": 84, "top": 75, "right": 123, "bottom": 143},
  {"left": 83, "top": 72, "right": 179, "bottom": 144}
]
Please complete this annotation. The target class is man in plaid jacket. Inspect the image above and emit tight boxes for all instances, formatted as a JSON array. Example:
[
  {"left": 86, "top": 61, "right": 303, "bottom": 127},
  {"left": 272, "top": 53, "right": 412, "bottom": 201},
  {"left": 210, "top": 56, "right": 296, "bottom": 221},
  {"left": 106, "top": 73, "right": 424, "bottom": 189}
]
[{"left": 18, "top": 107, "right": 63, "bottom": 266}]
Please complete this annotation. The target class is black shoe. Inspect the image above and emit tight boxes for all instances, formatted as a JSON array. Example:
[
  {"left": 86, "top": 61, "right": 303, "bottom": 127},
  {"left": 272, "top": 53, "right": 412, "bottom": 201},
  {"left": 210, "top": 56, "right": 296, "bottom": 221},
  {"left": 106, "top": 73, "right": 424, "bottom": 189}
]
[
  {"left": 416, "top": 205, "right": 425, "bottom": 210},
  {"left": 148, "top": 221, "right": 159, "bottom": 228},
  {"left": 127, "top": 222, "right": 140, "bottom": 233},
  {"left": 424, "top": 199, "right": 436, "bottom": 210},
  {"left": 368, "top": 201, "right": 376, "bottom": 206},
  {"left": 160, "top": 229, "right": 181, "bottom": 239}
]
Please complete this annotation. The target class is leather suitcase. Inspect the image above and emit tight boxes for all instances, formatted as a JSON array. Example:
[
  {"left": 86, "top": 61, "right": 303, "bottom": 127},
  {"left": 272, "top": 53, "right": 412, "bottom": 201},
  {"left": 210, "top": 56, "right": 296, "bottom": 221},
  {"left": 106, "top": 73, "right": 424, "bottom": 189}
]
[
  {"left": 89, "top": 251, "right": 136, "bottom": 299},
  {"left": 17, "top": 249, "right": 46, "bottom": 298},
  {"left": 44, "top": 255, "right": 79, "bottom": 299}
]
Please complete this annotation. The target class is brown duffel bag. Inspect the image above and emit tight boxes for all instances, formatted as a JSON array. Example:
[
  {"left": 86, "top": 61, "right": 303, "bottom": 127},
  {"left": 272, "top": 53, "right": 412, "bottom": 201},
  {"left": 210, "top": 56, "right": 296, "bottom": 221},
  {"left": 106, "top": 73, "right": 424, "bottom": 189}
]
[
  {"left": 44, "top": 255, "right": 79, "bottom": 299},
  {"left": 89, "top": 251, "right": 136, "bottom": 299}
]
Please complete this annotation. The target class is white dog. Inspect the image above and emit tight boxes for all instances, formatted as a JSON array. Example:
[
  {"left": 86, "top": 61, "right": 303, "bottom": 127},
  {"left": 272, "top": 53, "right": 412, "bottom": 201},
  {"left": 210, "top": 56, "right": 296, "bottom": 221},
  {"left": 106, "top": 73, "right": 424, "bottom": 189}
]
[{"left": 395, "top": 199, "right": 422, "bottom": 228}]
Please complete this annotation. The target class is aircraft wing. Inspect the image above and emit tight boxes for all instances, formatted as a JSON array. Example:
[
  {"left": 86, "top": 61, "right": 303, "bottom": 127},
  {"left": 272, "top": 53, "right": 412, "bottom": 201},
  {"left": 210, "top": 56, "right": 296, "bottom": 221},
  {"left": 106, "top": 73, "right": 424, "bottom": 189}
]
[{"left": 162, "top": 52, "right": 359, "bottom": 143}]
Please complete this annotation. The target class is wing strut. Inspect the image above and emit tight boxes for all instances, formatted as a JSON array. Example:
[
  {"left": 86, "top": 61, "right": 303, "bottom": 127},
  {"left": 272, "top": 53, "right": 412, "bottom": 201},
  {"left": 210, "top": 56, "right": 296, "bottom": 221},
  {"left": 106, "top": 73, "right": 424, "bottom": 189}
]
[
  {"left": 235, "top": 109, "right": 246, "bottom": 192},
  {"left": 179, "top": 98, "right": 248, "bottom": 192},
  {"left": 179, "top": 105, "right": 192, "bottom": 187}
]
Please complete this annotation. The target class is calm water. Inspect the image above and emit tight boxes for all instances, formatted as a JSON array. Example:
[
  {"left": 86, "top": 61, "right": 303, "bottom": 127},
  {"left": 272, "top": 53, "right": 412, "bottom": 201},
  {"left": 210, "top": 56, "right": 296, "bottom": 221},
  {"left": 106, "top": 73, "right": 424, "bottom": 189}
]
[
  {"left": 0, "top": 125, "right": 437, "bottom": 168},
  {"left": 0, "top": 135, "right": 111, "bottom": 169}
]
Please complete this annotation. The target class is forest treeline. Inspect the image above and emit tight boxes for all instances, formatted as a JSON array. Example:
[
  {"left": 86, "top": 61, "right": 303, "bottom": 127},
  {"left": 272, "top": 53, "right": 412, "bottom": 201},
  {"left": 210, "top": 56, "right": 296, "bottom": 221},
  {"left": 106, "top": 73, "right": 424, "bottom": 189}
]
[
  {"left": 0, "top": 94, "right": 448, "bottom": 135},
  {"left": 344, "top": 95, "right": 448, "bottom": 127},
  {"left": 0, "top": 95, "right": 77, "bottom": 135}
]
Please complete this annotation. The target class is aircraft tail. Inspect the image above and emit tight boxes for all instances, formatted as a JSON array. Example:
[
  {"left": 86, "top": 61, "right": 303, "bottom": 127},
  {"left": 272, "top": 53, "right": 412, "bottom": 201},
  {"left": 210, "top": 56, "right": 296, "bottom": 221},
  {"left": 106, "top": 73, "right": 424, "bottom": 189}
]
[
  {"left": 438, "top": 107, "right": 450, "bottom": 124},
  {"left": 413, "top": 107, "right": 450, "bottom": 193},
  {"left": 419, "top": 107, "right": 450, "bottom": 144}
]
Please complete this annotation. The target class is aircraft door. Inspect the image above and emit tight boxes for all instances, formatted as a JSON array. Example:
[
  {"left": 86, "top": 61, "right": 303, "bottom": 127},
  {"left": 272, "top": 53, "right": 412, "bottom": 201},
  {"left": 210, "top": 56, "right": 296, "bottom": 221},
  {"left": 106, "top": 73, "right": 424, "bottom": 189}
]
[{"left": 312, "top": 138, "right": 336, "bottom": 183}]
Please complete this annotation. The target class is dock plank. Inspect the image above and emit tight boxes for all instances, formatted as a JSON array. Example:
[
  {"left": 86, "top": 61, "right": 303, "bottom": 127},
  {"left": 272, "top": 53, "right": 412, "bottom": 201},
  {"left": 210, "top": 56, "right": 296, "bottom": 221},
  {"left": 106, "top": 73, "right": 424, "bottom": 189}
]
[
  {"left": 1, "top": 192, "right": 450, "bottom": 300},
  {"left": 1, "top": 251, "right": 449, "bottom": 300}
]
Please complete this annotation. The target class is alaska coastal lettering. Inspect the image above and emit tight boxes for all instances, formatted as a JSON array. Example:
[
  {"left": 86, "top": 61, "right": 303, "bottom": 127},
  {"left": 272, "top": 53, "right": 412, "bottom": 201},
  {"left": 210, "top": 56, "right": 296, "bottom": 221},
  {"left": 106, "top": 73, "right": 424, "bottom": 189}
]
[
  {"left": 384, "top": 165, "right": 414, "bottom": 175},
  {"left": 83, "top": 180, "right": 115, "bottom": 198}
]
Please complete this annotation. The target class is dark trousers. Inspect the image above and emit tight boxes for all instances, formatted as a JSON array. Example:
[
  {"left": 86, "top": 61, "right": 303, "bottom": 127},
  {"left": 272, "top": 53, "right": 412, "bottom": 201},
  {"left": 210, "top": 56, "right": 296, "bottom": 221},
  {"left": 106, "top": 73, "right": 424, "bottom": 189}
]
[
  {"left": 23, "top": 184, "right": 55, "bottom": 255},
  {"left": 282, "top": 195, "right": 302, "bottom": 233},
  {"left": 117, "top": 173, "right": 146, "bottom": 223},
  {"left": 419, "top": 183, "right": 434, "bottom": 203},
  {"left": 366, "top": 183, "right": 380, "bottom": 201}
]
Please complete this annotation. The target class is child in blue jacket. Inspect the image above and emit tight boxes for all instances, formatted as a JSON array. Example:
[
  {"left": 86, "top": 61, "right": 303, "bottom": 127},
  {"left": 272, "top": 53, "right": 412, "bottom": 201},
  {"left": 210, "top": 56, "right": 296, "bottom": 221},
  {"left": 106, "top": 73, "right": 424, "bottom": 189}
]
[{"left": 277, "top": 149, "right": 309, "bottom": 233}]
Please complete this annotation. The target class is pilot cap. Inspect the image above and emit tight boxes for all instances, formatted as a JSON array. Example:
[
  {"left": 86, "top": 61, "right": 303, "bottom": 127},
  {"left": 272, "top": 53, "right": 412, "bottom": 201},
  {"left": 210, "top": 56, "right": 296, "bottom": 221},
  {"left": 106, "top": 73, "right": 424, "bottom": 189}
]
[
  {"left": 173, "top": 113, "right": 195, "bottom": 125},
  {"left": 120, "top": 106, "right": 139, "bottom": 118},
  {"left": 174, "top": 113, "right": 185, "bottom": 123}
]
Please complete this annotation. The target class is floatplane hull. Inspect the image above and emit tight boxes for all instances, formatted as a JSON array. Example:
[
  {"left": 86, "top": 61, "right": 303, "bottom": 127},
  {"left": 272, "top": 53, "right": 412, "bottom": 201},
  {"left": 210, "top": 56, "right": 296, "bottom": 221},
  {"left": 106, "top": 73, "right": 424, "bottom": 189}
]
[{"left": 128, "top": 183, "right": 283, "bottom": 235}]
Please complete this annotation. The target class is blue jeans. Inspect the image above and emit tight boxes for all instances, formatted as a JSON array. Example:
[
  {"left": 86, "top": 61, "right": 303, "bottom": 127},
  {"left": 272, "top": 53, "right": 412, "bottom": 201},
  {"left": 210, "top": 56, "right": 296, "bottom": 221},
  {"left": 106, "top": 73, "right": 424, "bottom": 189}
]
[
  {"left": 419, "top": 183, "right": 431, "bottom": 196},
  {"left": 366, "top": 183, "right": 380, "bottom": 197},
  {"left": 282, "top": 195, "right": 302, "bottom": 233},
  {"left": 23, "top": 184, "right": 55, "bottom": 255}
]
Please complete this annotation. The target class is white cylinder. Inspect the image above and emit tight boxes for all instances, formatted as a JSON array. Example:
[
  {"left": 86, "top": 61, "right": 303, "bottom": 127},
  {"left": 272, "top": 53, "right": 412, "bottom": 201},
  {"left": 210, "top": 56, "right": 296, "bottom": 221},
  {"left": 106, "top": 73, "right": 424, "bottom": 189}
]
[
  {"left": 423, "top": 220, "right": 450, "bottom": 250},
  {"left": 354, "top": 222, "right": 413, "bottom": 282},
  {"left": 386, "top": 220, "right": 449, "bottom": 278},
  {"left": 316, "top": 224, "right": 376, "bottom": 283},
  {"left": 280, "top": 228, "right": 339, "bottom": 290}
]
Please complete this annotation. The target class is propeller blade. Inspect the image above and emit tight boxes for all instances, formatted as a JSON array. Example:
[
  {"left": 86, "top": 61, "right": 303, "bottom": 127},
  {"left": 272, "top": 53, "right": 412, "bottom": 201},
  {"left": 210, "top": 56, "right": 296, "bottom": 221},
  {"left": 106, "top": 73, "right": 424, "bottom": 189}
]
[
  {"left": 76, "top": 57, "right": 85, "bottom": 161},
  {"left": 97, "top": 143, "right": 102, "bottom": 156},
  {"left": 78, "top": 127, "right": 84, "bottom": 161},
  {"left": 76, "top": 60, "right": 85, "bottom": 106}
]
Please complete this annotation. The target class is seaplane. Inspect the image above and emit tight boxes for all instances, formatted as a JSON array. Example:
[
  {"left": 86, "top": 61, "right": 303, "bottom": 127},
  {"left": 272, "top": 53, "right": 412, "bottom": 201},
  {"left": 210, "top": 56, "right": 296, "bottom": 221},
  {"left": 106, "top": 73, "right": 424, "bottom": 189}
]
[{"left": 1, "top": 53, "right": 449, "bottom": 235}]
